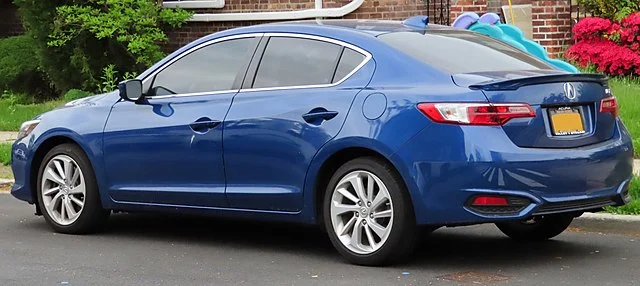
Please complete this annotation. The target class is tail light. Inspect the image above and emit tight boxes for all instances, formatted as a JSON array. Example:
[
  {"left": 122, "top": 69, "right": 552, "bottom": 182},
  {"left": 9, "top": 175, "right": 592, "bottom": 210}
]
[
  {"left": 600, "top": 96, "right": 618, "bottom": 117},
  {"left": 417, "top": 103, "right": 536, "bottom": 126}
]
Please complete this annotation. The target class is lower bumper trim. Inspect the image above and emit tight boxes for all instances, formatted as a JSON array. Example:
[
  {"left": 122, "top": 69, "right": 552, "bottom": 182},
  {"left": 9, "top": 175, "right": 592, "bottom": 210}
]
[{"left": 532, "top": 197, "right": 617, "bottom": 216}]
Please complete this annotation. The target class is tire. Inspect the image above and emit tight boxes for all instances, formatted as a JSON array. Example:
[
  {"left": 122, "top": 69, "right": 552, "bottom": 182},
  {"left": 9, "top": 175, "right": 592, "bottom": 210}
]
[
  {"left": 496, "top": 214, "right": 574, "bottom": 241},
  {"left": 36, "top": 143, "right": 109, "bottom": 234},
  {"left": 323, "top": 157, "right": 417, "bottom": 266}
]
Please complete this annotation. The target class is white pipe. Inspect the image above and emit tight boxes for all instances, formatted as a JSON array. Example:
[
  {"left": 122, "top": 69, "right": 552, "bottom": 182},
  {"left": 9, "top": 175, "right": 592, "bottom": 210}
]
[{"left": 188, "top": 0, "right": 364, "bottom": 22}]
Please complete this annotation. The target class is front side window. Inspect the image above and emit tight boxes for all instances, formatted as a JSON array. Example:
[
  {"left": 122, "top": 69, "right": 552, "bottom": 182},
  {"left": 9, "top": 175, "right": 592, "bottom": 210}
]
[
  {"left": 378, "top": 31, "right": 553, "bottom": 74},
  {"left": 149, "top": 37, "right": 255, "bottom": 96},
  {"left": 253, "top": 37, "right": 342, "bottom": 88}
]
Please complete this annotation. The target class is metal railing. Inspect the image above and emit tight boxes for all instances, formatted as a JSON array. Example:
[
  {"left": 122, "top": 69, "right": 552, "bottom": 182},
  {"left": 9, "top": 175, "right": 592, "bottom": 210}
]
[{"left": 424, "top": 0, "right": 450, "bottom": 25}]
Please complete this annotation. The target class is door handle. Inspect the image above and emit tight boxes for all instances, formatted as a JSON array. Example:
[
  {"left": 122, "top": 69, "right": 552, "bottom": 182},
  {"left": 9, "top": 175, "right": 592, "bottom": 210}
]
[
  {"left": 302, "top": 108, "right": 339, "bottom": 123},
  {"left": 190, "top": 118, "right": 221, "bottom": 132}
]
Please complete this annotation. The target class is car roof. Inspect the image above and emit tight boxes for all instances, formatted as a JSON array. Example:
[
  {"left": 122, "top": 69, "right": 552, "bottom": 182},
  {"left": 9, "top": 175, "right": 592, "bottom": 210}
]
[
  {"left": 267, "top": 19, "right": 454, "bottom": 36},
  {"left": 201, "top": 19, "right": 456, "bottom": 41}
]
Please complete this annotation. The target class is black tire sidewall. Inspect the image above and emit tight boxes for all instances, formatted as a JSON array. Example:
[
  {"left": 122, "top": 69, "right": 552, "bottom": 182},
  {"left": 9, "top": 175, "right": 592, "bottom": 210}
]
[
  {"left": 323, "top": 157, "right": 416, "bottom": 266},
  {"left": 36, "top": 143, "right": 107, "bottom": 234},
  {"left": 496, "top": 214, "right": 574, "bottom": 241}
]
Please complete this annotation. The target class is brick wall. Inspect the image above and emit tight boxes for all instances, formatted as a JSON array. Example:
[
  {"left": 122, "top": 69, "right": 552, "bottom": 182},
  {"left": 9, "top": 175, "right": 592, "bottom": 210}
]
[
  {"left": 531, "top": 0, "right": 571, "bottom": 57},
  {"left": 167, "top": 0, "right": 434, "bottom": 51},
  {"left": 0, "top": 2, "right": 23, "bottom": 38},
  {"left": 450, "top": 0, "right": 487, "bottom": 24}
]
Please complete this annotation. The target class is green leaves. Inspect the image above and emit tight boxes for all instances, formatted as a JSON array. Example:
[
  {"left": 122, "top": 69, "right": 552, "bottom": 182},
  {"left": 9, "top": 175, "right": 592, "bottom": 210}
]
[{"left": 49, "top": 0, "right": 192, "bottom": 68}]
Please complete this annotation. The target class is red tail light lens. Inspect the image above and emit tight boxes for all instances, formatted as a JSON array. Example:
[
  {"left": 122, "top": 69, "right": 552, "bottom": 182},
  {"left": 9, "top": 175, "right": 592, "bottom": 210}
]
[
  {"left": 600, "top": 96, "right": 618, "bottom": 117},
  {"left": 417, "top": 103, "right": 536, "bottom": 126},
  {"left": 471, "top": 196, "right": 509, "bottom": 206}
]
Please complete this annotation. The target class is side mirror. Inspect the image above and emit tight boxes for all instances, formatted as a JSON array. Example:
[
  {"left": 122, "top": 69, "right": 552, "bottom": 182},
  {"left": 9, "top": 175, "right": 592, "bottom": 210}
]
[{"left": 118, "top": 79, "right": 143, "bottom": 102}]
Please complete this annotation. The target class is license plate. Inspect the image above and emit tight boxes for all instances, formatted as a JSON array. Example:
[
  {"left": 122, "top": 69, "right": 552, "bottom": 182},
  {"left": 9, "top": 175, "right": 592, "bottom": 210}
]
[{"left": 549, "top": 106, "right": 585, "bottom": 136}]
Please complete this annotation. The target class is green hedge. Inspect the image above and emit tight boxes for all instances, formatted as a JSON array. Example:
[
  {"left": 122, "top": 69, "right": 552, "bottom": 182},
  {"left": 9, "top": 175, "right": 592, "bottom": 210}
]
[{"left": 0, "top": 35, "right": 55, "bottom": 101}]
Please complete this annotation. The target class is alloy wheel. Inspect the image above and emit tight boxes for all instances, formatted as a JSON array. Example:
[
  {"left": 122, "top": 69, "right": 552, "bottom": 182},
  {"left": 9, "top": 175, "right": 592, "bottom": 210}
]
[
  {"left": 330, "top": 170, "right": 394, "bottom": 255},
  {"left": 41, "top": 154, "right": 86, "bottom": 226}
]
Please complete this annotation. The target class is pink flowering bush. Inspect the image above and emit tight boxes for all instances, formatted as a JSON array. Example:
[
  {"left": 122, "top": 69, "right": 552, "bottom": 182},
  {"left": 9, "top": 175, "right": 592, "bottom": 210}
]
[{"left": 566, "top": 12, "right": 640, "bottom": 76}]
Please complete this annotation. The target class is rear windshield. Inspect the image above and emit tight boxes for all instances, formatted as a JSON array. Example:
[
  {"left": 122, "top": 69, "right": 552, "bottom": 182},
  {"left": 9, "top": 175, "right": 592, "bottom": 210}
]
[{"left": 377, "top": 30, "right": 553, "bottom": 74}]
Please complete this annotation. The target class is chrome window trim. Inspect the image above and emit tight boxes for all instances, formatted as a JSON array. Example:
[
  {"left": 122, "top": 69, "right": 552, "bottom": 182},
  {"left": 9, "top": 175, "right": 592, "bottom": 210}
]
[
  {"left": 240, "top": 32, "right": 372, "bottom": 93},
  {"left": 142, "top": 32, "right": 372, "bottom": 99},
  {"left": 143, "top": 33, "right": 264, "bottom": 100}
]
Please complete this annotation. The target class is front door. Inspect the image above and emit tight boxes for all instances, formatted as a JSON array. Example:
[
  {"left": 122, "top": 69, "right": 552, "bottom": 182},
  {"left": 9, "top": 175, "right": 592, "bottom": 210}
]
[
  {"left": 103, "top": 36, "right": 260, "bottom": 207},
  {"left": 223, "top": 35, "right": 373, "bottom": 212}
]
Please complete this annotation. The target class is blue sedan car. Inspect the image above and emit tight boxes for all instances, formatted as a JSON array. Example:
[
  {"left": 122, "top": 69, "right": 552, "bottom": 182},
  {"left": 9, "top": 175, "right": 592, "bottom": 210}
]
[{"left": 10, "top": 18, "right": 634, "bottom": 265}]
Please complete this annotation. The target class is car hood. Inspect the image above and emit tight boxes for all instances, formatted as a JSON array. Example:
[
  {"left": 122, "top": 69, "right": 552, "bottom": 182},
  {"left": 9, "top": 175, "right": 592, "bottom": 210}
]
[{"left": 62, "top": 91, "right": 119, "bottom": 108}]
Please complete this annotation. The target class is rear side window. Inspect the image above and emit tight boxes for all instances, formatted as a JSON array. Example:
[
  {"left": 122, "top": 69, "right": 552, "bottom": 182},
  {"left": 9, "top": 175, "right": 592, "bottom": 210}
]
[
  {"left": 332, "top": 48, "right": 366, "bottom": 83},
  {"left": 377, "top": 31, "right": 553, "bottom": 74},
  {"left": 150, "top": 38, "right": 255, "bottom": 95},
  {"left": 253, "top": 37, "right": 342, "bottom": 88}
]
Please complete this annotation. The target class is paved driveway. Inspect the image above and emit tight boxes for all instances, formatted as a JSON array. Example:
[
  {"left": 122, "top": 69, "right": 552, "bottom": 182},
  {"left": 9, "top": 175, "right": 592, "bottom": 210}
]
[{"left": 0, "top": 194, "right": 638, "bottom": 285}]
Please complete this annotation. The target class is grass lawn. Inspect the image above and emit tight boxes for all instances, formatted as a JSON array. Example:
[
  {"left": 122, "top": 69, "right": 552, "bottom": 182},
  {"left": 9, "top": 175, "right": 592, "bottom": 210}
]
[
  {"left": 0, "top": 144, "right": 10, "bottom": 166},
  {"left": 605, "top": 176, "right": 640, "bottom": 215},
  {"left": 610, "top": 78, "right": 640, "bottom": 158},
  {"left": 0, "top": 100, "right": 63, "bottom": 131}
]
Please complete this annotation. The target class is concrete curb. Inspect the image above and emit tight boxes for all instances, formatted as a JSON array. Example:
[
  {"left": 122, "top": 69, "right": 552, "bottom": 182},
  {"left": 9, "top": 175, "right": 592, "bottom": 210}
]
[
  {"left": 0, "top": 179, "right": 13, "bottom": 187},
  {"left": 572, "top": 212, "right": 640, "bottom": 236},
  {"left": 577, "top": 212, "right": 640, "bottom": 222}
]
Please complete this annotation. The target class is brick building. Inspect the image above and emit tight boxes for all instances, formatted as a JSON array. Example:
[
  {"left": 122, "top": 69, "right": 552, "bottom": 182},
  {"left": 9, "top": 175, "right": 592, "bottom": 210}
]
[
  {"left": 0, "top": 0, "right": 573, "bottom": 57},
  {"left": 0, "top": 0, "right": 23, "bottom": 38}
]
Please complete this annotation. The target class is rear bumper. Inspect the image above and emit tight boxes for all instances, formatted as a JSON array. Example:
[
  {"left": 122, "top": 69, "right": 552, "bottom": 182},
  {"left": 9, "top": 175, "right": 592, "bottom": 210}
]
[{"left": 391, "top": 119, "right": 634, "bottom": 225}]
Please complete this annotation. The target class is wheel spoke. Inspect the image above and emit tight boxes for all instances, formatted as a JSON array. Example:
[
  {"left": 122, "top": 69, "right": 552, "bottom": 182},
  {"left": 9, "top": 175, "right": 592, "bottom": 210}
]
[
  {"left": 70, "top": 165, "right": 80, "bottom": 186},
  {"left": 368, "top": 220, "right": 387, "bottom": 238},
  {"left": 350, "top": 220, "right": 363, "bottom": 248},
  {"left": 53, "top": 160, "right": 67, "bottom": 180},
  {"left": 349, "top": 175, "right": 367, "bottom": 202},
  {"left": 372, "top": 209, "right": 392, "bottom": 219},
  {"left": 59, "top": 197, "right": 67, "bottom": 220},
  {"left": 63, "top": 159, "right": 72, "bottom": 183},
  {"left": 337, "top": 187, "right": 359, "bottom": 204},
  {"left": 69, "top": 195, "right": 84, "bottom": 208},
  {"left": 340, "top": 215, "right": 357, "bottom": 236},
  {"left": 64, "top": 198, "right": 77, "bottom": 219},
  {"left": 366, "top": 174, "right": 374, "bottom": 202},
  {"left": 42, "top": 186, "right": 60, "bottom": 196},
  {"left": 47, "top": 192, "right": 63, "bottom": 208},
  {"left": 44, "top": 168, "right": 65, "bottom": 185},
  {"left": 364, "top": 224, "right": 377, "bottom": 249},
  {"left": 69, "top": 181, "right": 85, "bottom": 195},
  {"left": 331, "top": 202, "right": 359, "bottom": 215},
  {"left": 370, "top": 190, "right": 387, "bottom": 210}
]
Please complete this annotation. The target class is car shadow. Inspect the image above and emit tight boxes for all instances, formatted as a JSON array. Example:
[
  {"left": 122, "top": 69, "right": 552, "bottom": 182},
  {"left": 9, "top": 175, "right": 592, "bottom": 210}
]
[{"left": 99, "top": 213, "right": 600, "bottom": 268}]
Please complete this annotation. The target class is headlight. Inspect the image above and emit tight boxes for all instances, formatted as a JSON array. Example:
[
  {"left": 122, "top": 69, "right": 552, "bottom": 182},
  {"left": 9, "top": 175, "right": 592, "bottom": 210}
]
[{"left": 17, "top": 119, "right": 40, "bottom": 141}]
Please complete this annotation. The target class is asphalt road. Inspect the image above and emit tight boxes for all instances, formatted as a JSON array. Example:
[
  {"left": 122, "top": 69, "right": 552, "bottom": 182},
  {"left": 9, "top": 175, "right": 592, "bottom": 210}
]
[{"left": 0, "top": 194, "right": 638, "bottom": 286}]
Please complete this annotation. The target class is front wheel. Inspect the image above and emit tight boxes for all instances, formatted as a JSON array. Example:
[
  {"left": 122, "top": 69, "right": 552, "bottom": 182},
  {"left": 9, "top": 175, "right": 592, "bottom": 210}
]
[
  {"left": 496, "top": 214, "right": 574, "bottom": 241},
  {"left": 37, "top": 143, "right": 109, "bottom": 234},
  {"left": 323, "top": 157, "right": 416, "bottom": 266}
]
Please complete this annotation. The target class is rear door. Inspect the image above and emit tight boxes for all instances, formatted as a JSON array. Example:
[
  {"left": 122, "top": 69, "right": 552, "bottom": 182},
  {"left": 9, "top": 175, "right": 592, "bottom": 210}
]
[{"left": 222, "top": 34, "right": 373, "bottom": 212}]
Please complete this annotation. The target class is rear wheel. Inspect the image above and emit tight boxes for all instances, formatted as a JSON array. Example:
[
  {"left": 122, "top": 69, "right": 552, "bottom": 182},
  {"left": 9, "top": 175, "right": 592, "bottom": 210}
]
[
  {"left": 496, "top": 214, "right": 574, "bottom": 241},
  {"left": 323, "top": 157, "right": 416, "bottom": 266},
  {"left": 37, "top": 144, "right": 109, "bottom": 234}
]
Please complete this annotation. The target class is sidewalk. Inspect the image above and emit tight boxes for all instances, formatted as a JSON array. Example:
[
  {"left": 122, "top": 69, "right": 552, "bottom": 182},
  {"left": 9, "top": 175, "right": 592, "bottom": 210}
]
[{"left": 0, "top": 131, "right": 17, "bottom": 143}]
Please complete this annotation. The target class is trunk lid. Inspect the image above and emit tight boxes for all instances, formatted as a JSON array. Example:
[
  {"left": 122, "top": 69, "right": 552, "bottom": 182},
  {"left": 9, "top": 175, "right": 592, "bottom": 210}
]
[{"left": 453, "top": 71, "right": 615, "bottom": 148}]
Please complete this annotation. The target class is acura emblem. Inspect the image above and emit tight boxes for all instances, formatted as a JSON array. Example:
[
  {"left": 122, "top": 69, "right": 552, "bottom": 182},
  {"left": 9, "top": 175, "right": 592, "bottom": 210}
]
[{"left": 563, "top": 82, "right": 577, "bottom": 100}]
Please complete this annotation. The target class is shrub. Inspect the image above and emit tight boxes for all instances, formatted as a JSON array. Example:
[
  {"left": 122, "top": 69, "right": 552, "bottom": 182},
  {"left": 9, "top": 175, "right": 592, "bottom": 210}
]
[
  {"left": 63, "top": 89, "right": 93, "bottom": 101},
  {"left": 578, "top": 0, "right": 640, "bottom": 21},
  {"left": 0, "top": 35, "right": 55, "bottom": 101},
  {"left": 14, "top": 0, "right": 191, "bottom": 94},
  {"left": 567, "top": 13, "right": 640, "bottom": 76}
]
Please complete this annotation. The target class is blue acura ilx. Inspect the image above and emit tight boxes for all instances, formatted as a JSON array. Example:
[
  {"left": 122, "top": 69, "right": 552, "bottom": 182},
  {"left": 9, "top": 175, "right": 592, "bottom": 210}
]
[{"left": 10, "top": 18, "right": 634, "bottom": 265}]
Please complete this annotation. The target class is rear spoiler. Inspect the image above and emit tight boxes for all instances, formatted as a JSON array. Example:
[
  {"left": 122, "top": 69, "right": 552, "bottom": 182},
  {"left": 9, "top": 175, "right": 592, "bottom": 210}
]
[{"left": 468, "top": 73, "right": 608, "bottom": 91}]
